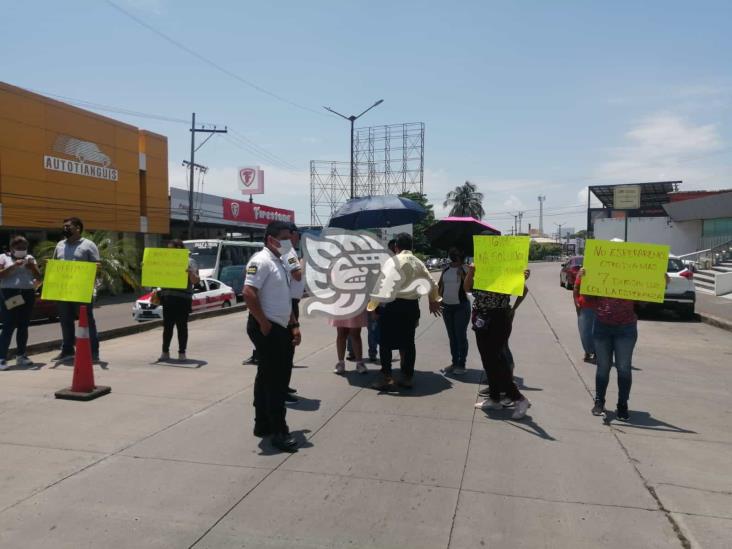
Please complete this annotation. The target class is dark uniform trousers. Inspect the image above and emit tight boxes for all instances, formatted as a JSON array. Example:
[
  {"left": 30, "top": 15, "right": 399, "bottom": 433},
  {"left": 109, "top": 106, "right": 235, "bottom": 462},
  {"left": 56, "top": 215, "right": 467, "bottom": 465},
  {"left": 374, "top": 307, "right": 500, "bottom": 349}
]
[
  {"left": 379, "top": 298, "right": 420, "bottom": 377},
  {"left": 247, "top": 315, "right": 294, "bottom": 434}
]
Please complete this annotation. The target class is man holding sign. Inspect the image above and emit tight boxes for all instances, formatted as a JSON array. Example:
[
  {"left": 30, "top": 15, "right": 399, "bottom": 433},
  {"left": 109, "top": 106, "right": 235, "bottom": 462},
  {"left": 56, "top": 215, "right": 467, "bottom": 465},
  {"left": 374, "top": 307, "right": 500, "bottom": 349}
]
[
  {"left": 466, "top": 234, "right": 532, "bottom": 420},
  {"left": 580, "top": 238, "right": 669, "bottom": 421},
  {"left": 51, "top": 217, "right": 101, "bottom": 363}
]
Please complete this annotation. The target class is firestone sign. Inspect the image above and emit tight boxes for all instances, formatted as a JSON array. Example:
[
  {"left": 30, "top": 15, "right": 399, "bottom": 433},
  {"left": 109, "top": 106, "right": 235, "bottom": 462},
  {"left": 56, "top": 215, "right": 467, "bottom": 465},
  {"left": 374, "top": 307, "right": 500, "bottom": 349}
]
[
  {"left": 223, "top": 198, "right": 293, "bottom": 225},
  {"left": 43, "top": 135, "right": 119, "bottom": 181},
  {"left": 238, "top": 166, "right": 264, "bottom": 195}
]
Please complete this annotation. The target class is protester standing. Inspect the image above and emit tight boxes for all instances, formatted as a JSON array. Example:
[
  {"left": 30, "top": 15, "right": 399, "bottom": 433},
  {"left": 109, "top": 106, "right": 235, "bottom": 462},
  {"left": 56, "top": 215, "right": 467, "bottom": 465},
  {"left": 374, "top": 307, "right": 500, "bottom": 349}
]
[
  {"left": 52, "top": 217, "right": 101, "bottom": 362},
  {"left": 439, "top": 247, "right": 470, "bottom": 376},
  {"left": 465, "top": 265, "right": 531, "bottom": 419},
  {"left": 573, "top": 271, "right": 596, "bottom": 364},
  {"left": 282, "top": 223, "right": 304, "bottom": 401},
  {"left": 370, "top": 233, "right": 441, "bottom": 391},
  {"left": 332, "top": 311, "right": 368, "bottom": 375},
  {"left": 0, "top": 236, "right": 41, "bottom": 370},
  {"left": 244, "top": 221, "right": 300, "bottom": 453},
  {"left": 158, "top": 239, "right": 199, "bottom": 362}
]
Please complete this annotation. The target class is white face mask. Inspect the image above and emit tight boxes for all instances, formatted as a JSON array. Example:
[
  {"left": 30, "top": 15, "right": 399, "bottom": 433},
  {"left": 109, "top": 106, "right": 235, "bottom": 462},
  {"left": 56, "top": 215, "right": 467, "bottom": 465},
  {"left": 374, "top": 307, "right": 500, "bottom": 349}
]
[
  {"left": 13, "top": 249, "right": 27, "bottom": 259},
  {"left": 278, "top": 239, "right": 293, "bottom": 255}
]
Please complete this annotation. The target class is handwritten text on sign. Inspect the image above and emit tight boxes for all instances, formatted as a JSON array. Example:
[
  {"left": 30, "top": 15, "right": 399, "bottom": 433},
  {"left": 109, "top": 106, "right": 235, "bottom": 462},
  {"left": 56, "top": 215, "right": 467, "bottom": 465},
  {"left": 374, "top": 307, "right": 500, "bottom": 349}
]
[
  {"left": 580, "top": 240, "right": 669, "bottom": 303},
  {"left": 141, "top": 248, "right": 190, "bottom": 289},
  {"left": 41, "top": 260, "right": 97, "bottom": 303},
  {"left": 472, "top": 236, "right": 530, "bottom": 296}
]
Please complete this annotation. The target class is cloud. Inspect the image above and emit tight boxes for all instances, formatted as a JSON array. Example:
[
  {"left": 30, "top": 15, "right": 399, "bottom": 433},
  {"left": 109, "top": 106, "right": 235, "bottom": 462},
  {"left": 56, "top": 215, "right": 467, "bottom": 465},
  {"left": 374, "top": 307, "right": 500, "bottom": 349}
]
[
  {"left": 595, "top": 113, "right": 725, "bottom": 187},
  {"left": 503, "top": 194, "right": 525, "bottom": 211}
]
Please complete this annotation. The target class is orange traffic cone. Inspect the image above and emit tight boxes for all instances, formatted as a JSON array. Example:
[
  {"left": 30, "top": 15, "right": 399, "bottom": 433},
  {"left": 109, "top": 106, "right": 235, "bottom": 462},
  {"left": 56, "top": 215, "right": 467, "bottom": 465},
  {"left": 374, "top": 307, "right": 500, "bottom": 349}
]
[{"left": 55, "top": 305, "right": 111, "bottom": 401}]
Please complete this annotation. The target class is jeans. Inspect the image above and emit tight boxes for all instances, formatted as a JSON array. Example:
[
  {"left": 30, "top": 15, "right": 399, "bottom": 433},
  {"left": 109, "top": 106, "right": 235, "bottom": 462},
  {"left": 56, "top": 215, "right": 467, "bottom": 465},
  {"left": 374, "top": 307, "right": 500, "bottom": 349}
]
[
  {"left": 0, "top": 289, "right": 36, "bottom": 360},
  {"left": 442, "top": 301, "right": 470, "bottom": 368},
  {"left": 474, "top": 308, "right": 523, "bottom": 402},
  {"left": 161, "top": 295, "right": 191, "bottom": 353},
  {"left": 367, "top": 315, "right": 379, "bottom": 358},
  {"left": 593, "top": 321, "right": 637, "bottom": 406},
  {"left": 379, "top": 299, "right": 419, "bottom": 377},
  {"left": 247, "top": 315, "right": 293, "bottom": 434},
  {"left": 58, "top": 301, "right": 99, "bottom": 357},
  {"left": 578, "top": 308, "right": 596, "bottom": 355}
]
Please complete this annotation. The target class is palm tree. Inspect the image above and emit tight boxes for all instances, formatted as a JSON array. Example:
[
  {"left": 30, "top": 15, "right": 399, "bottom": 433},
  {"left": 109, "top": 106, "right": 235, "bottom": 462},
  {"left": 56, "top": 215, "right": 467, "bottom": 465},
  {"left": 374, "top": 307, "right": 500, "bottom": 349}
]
[
  {"left": 443, "top": 181, "right": 485, "bottom": 219},
  {"left": 33, "top": 231, "right": 141, "bottom": 295}
]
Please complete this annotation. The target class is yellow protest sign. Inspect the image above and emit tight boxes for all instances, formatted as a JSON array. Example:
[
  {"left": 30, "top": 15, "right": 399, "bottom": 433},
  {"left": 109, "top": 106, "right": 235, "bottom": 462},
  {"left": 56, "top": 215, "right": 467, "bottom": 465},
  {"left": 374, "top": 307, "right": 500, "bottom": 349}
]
[
  {"left": 472, "top": 236, "right": 530, "bottom": 296},
  {"left": 580, "top": 240, "right": 669, "bottom": 303},
  {"left": 41, "top": 260, "right": 97, "bottom": 303},
  {"left": 141, "top": 248, "right": 190, "bottom": 289}
]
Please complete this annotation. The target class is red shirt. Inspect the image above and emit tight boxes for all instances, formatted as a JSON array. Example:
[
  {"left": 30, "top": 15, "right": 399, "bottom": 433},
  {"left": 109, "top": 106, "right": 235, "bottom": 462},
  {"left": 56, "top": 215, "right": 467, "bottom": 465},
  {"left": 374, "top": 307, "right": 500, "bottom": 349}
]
[
  {"left": 573, "top": 276, "right": 595, "bottom": 309},
  {"left": 595, "top": 298, "right": 637, "bottom": 326}
]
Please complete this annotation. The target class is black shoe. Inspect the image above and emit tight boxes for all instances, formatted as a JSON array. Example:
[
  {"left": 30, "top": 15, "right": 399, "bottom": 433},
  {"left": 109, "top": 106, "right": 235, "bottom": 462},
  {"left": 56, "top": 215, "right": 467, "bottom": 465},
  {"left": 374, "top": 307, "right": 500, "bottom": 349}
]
[
  {"left": 591, "top": 399, "right": 606, "bottom": 416},
  {"left": 271, "top": 433, "right": 298, "bottom": 453},
  {"left": 368, "top": 355, "right": 379, "bottom": 364},
  {"left": 253, "top": 424, "right": 271, "bottom": 438},
  {"left": 285, "top": 393, "right": 298, "bottom": 403},
  {"left": 478, "top": 387, "right": 491, "bottom": 397},
  {"left": 52, "top": 352, "right": 74, "bottom": 362},
  {"left": 616, "top": 404, "right": 630, "bottom": 422},
  {"left": 242, "top": 355, "right": 258, "bottom": 365},
  {"left": 287, "top": 387, "right": 297, "bottom": 394},
  {"left": 346, "top": 354, "right": 356, "bottom": 362}
]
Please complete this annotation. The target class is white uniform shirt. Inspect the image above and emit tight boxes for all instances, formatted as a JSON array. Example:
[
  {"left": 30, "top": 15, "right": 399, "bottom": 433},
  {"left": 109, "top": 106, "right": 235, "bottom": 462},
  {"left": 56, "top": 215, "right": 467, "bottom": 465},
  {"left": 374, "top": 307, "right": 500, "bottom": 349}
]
[
  {"left": 282, "top": 248, "right": 305, "bottom": 300},
  {"left": 245, "top": 248, "right": 292, "bottom": 328}
]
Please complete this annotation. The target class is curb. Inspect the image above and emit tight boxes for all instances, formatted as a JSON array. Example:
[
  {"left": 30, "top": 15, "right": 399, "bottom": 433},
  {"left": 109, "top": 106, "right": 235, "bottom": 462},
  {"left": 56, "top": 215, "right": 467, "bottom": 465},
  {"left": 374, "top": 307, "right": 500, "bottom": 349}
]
[
  {"left": 20, "top": 304, "right": 247, "bottom": 358},
  {"left": 698, "top": 312, "right": 732, "bottom": 333}
]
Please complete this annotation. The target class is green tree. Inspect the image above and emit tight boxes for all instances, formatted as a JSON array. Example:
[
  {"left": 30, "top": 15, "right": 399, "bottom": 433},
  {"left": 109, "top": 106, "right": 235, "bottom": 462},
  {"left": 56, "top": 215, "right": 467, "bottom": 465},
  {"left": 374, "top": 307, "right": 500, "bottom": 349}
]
[
  {"left": 443, "top": 181, "right": 485, "bottom": 219},
  {"left": 399, "top": 191, "right": 437, "bottom": 256},
  {"left": 33, "top": 231, "right": 141, "bottom": 295}
]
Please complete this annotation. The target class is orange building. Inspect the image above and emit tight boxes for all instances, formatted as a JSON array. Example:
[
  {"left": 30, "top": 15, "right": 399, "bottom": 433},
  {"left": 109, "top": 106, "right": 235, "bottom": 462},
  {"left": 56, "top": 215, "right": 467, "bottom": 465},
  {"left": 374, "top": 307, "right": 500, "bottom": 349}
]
[{"left": 0, "top": 82, "right": 168, "bottom": 242}]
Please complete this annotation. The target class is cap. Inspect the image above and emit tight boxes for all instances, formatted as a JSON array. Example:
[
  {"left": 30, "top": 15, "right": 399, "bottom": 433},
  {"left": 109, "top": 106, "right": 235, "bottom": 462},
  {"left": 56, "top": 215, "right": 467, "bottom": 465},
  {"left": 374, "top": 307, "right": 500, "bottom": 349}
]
[{"left": 288, "top": 222, "right": 300, "bottom": 233}]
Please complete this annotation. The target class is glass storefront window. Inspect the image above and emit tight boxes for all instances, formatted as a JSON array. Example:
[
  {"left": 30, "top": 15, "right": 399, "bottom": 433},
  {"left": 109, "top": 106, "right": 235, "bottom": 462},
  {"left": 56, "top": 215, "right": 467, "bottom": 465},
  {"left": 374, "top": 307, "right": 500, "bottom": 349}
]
[{"left": 702, "top": 218, "right": 732, "bottom": 238}]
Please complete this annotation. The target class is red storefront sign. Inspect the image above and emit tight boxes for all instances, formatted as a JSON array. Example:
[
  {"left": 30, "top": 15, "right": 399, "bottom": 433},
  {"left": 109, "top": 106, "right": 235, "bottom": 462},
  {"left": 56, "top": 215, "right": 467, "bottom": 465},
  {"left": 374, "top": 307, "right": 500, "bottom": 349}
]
[{"left": 222, "top": 198, "right": 294, "bottom": 226}]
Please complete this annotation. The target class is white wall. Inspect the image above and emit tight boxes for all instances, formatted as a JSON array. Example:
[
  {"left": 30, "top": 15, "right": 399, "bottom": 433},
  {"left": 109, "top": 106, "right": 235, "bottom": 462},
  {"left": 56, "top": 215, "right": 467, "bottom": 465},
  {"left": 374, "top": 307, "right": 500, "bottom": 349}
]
[{"left": 594, "top": 217, "right": 702, "bottom": 255}]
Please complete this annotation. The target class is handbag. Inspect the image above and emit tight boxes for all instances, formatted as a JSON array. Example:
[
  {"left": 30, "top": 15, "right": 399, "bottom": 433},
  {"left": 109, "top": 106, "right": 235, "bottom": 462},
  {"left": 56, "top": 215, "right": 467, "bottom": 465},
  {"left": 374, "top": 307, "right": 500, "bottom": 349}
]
[{"left": 4, "top": 294, "right": 25, "bottom": 310}]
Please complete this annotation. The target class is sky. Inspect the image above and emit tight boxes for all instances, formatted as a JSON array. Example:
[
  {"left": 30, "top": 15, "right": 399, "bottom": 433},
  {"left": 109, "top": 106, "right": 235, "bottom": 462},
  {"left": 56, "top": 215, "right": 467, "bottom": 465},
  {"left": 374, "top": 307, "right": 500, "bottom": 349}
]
[{"left": 3, "top": 0, "right": 732, "bottom": 235}]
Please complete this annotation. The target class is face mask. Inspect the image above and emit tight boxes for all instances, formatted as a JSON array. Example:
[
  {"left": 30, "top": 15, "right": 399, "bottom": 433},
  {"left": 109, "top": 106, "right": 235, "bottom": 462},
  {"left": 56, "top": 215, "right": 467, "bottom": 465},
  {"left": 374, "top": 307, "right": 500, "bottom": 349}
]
[
  {"left": 449, "top": 254, "right": 460, "bottom": 262},
  {"left": 63, "top": 227, "right": 73, "bottom": 237},
  {"left": 278, "top": 239, "right": 293, "bottom": 255},
  {"left": 13, "top": 249, "right": 27, "bottom": 259}
]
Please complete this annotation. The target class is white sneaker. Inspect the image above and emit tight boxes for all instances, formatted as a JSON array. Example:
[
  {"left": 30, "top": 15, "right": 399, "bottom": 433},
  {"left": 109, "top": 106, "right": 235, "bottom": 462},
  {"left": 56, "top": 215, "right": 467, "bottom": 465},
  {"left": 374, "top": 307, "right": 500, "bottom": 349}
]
[
  {"left": 0, "top": 360, "right": 9, "bottom": 371},
  {"left": 355, "top": 362, "right": 368, "bottom": 374},
  {"left": 158, "top": 352, "right": 170, "bottom": 362},
  {"left": 333, "top": 361, "right": 346, "bottom": 374},
  {"left": 16, "top": 356, "right": 33, "bottom": 367},
  {"left": 511, "top": 398, "right": 531, "bottom": 419},
  {"left": 475, "top": 398, "right": 502, "bottom": 410},
  {"left": 178, "top": 352, "right": 187, "bottom": 361},
  {"left": 500, "top": 397, "right": 514, "bottom": 407}
]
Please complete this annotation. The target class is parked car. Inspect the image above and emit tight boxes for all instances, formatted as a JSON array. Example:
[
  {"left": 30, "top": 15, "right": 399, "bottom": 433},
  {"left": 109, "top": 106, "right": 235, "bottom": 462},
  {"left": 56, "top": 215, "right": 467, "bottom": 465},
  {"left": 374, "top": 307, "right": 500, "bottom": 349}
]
[
  {"left": 639, "top": 255, "right": 696, "bottom": 319},
  {"left": 132, "top": 277, "right": 235, "bottom": 321},
  {"left": 560, "top": 256, "right": 583, "bottom": 289},
  {"left": 219, "top": 265, "right": 245, "bottom": 301},
  {"left": 32, "top": 291, "right": 59, "bottom": 322},
  {"left": 425, "top": 257, "right": 441, "bottom": 270}
]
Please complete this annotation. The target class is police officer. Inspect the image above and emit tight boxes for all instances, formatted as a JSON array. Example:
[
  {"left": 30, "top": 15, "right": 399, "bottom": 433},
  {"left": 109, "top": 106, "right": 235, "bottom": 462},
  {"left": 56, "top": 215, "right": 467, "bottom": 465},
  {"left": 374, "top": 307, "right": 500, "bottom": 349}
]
[
  {"left": 244, "top": 221, "right": 301, "bottom": 453},
  {"left": 282, "top": 223, "right": 304, "bottom": 402}
]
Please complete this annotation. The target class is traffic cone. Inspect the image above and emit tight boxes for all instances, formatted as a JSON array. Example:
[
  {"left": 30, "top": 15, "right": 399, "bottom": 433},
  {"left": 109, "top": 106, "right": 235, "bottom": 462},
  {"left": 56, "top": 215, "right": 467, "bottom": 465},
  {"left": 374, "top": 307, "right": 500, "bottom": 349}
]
[{"left": 55, "top": 305, "right": 111, "bottom": 401}]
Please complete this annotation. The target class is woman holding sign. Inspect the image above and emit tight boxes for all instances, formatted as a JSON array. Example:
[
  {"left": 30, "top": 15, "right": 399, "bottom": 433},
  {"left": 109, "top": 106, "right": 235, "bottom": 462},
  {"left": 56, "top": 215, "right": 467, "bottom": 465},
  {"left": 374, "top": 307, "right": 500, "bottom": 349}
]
[
  {"left": 158, "top": 240, "right": 199, "bottom": 361},
  {"left": 0, "top": 236, "right": 41, "bottom": 370},
  {"left": 464, "top": 262, "right": 531, "bottom": 420}
]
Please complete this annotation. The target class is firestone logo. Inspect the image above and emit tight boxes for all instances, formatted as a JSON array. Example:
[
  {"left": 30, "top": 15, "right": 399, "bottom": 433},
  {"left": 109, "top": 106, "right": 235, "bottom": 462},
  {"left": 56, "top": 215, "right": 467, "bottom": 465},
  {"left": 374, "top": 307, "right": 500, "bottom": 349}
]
[
  {"left": 230, "top": 202, "right": 240, "bottom": 217},
  {"left": 239, "top": 168, "right": 256, "bottom": 187}
]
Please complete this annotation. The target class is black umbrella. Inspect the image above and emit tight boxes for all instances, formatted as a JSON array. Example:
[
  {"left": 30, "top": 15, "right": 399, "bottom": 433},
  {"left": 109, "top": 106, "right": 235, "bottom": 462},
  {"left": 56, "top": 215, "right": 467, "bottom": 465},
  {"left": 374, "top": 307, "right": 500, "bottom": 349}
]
[
  {"left": 328, "top": 195, "right": 426, "bottom": 229},
  {"left": 426, "top": 216, "right": 502, "bottom": 255}
]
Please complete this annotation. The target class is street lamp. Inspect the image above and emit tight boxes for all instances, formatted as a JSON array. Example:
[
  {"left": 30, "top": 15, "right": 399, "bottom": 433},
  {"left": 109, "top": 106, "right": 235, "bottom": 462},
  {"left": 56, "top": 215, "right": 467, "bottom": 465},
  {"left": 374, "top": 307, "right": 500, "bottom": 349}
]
[{"left": 323, "top": 99, "right": 384, "bottom": 199}]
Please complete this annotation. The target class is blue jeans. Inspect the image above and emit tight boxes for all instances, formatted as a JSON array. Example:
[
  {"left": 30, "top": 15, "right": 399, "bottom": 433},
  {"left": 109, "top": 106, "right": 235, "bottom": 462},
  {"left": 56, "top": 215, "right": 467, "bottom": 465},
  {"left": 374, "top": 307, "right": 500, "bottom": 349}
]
[
  {"left": 593, "top": 321, "right": 637, "bottom": 406},
  {"left": 442, "top": 301, "right": 470, "bottom": 368},
  {"left": 0, "top": 289, "right": 36, "bottom": 360},
  {"left": 58, "top": 301, "right": 99, "bottom": 357},
  {"left": 578, "top": 308, "right": 596, "bottom": 355}
]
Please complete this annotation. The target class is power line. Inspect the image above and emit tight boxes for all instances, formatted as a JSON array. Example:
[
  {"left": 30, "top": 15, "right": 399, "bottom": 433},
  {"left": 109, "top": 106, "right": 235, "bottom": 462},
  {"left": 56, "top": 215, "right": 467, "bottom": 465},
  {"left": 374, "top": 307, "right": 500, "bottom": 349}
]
[{"left": 106, "top": 0, "right": 326, "bottom": 117}]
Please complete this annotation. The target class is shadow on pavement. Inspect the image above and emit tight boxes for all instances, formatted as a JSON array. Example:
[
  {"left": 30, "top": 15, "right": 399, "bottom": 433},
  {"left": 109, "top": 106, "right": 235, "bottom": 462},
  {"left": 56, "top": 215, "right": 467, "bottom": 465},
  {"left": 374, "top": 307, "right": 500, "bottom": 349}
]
[
  {"left": 604, "top": 411, "right": 697, "bottom": 434},
  {"left": 514, "top": 376, "right": 543, "bottom": 392},
  {"left": 347, "top": 370, "right": 455, "bottom": 397},
  {"left": 3, "top": 361, "right": 46, "bottom": 371},
  {"left": 153, "top": 359, "right": 208, "bottom": 369},
  {"left": 257, "top": 429, "right": 313, "bottom": 455},
  {"left": 287, "top": 396, "right": 321, "bottom": 412},
  {"left": 479, "top": 409, "right": 556, "bottom": 441}
]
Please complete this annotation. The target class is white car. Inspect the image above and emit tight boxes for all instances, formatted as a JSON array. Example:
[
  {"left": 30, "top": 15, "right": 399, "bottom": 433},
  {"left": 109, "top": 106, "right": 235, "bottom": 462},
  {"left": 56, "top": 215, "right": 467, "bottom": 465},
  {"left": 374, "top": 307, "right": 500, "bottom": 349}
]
[
  {"left": 132, "top": 278, "right": 235, "bottom": 322},
  {"left": 640, "top": 255, "right": 696, "bottom": 319}
]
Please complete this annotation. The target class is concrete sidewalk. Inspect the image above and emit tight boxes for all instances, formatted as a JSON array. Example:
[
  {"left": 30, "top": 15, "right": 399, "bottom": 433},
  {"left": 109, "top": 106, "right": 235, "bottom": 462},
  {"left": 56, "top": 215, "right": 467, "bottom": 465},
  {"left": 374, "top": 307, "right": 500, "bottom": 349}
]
[{"left": 0, "top": 263, "right": 729, "bottom": 548}]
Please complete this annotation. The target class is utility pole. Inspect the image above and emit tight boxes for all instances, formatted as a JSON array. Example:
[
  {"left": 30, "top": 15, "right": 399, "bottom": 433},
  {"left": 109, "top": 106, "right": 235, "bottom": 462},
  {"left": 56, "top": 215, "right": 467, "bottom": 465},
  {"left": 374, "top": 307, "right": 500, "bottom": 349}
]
[
  {"left": 513, "top": 214, "right": 518, "bottom": 236},
  {"left": 188, "top": 113, "right": 227, "bottom": 239},
  {"left": 518, "top": 211, "right": 524, "bottom": 234},
  {"left": 323, "top": 100, "right": 384, "bottom": 199},
  {"left": 537, "top": 195, "right": 546, "bottom": 236}
]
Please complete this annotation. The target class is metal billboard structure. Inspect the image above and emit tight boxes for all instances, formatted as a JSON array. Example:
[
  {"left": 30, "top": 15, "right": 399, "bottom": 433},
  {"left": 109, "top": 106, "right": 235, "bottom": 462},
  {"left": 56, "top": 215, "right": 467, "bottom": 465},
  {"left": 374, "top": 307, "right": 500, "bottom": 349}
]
[{"left": 310, "top": 122, "right": 424, "bottom": 226}]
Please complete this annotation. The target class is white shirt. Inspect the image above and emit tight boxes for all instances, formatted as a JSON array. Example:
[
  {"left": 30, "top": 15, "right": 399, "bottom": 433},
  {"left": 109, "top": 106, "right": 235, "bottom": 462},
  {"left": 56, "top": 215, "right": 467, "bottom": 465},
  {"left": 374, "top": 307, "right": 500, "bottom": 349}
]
[
  {"left": 245, "top": 248, "right": 292, "bottom": 328},
  {"left": 441, "top": 266, "right": 464, "bottom": 305},
  {"left": 0, "top": 254, "right": 37, "bottom": 289},
  {"left": 282, "top": 248, "right": 305, "bottom": 300}
]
